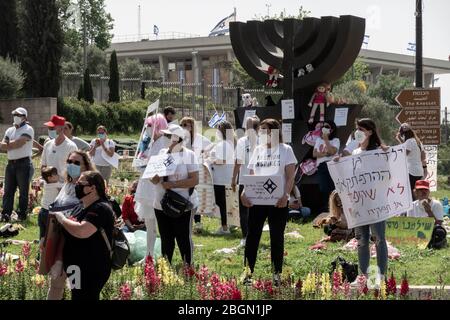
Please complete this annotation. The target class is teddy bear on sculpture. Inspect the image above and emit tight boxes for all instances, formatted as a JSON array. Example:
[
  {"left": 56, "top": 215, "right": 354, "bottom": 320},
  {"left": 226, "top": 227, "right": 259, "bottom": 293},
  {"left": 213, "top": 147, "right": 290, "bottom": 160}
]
[{"left": 308, "top": 82, "right": 332, "bottom": 123}]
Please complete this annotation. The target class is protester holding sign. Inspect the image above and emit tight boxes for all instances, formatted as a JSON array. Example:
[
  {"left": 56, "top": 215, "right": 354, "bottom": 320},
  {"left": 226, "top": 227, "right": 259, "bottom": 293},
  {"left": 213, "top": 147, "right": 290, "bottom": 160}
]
[
  {"left": 134, "top": 114, "right": 169, "bottom": 257},
  {"left": 89, "top": 126, "right": 116, "bottom": 185},
  {"left": 350, "top": 118, "right": 389, "bottom": 281},
  {"left": 395, "top": 123, "right": 425, "bottom": 199},
  {"left": 232, "top": 116, "right": 260, "bottom": 246},
  {"left": 241, "top": 118, "right": 297, "bottom": 286},
  {"left": 209, "top": 121, "right": 236, "bottom": 235},
  {"left": 180, "top": 116, "right": 213, "bottom": 232},
  {"left": 313, "top": 120, "right": 339, "bottom": 212},
  {"left": 151, "top": 124, "right": 199, "bottom": 265}
]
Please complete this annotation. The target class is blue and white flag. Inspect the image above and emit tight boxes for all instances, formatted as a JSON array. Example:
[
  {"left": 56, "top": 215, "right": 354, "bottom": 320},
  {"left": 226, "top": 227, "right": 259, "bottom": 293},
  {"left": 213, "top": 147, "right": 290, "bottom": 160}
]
[
  {"left": 363, "top": 34, "right": 370, "bottom": 45},
  {"left": 208, "top": 112, "right": 220, "bottom": 128},
  {"left": 407, "top": 42, "right": 416, "bottom": 52},
  {"left": 209, "top": 12, "right": 235, "bottom": 37},
  {"left": 153, "top": 25, "right": 159, "bottom": 36}
]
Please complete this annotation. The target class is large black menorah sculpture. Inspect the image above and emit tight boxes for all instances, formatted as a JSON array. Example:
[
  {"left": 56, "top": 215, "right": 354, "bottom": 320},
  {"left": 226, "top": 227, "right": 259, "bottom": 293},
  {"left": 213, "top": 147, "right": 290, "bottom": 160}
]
[{"left": 230, "top": 16, "right": 366, "bottom": 213}]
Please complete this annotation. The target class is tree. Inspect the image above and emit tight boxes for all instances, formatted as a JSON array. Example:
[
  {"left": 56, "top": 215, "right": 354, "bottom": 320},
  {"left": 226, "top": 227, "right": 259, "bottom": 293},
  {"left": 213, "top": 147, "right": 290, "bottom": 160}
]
[
  {"left": 253, "top": 5, "right": 310, "bottom": 20},
  {"left": 77, "top": 82, "right": 84, "bottom": 100},
  {"left": 368, "top": 73, "right": 413, "bottom": 105},
  {"left": 334, "top": 59, "right": 371, "bottom": 86},
  {"left": 83, "top": 68, "right": 94, "bottom": 103},
  {"left": 61, "top": 45, "right": 107, "bottom": 74},
  {"left": 0, "top": 0, "right": 19, "bottom": 60},
  {"left": 119, "top": 58, "right": 145, "bottom": 79},
  {"left": 108, "top": 50, "right": 120, "bottom": 102},
  {"left": 0, "top": 57, "right": 24, "bottom": 99},
  {"left": 19, "top": 0, "right": 64, "bottom": 98}
]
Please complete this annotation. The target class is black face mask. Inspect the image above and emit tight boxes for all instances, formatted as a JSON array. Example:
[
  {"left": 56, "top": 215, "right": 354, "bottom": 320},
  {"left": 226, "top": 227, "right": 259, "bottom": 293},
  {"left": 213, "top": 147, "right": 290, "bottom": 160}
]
[{"left": 75, "top": 184, "right": 91, "bottom": 200}]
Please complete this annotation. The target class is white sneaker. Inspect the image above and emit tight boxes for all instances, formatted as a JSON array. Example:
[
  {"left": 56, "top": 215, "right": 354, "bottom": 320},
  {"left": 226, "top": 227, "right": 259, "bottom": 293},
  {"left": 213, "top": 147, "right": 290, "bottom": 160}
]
[
  {"left": 239, "top": 239, "right": 246, "bottom": 247},
  {"left": 215, "top": 227, "right": 231, "bottom": 235}
]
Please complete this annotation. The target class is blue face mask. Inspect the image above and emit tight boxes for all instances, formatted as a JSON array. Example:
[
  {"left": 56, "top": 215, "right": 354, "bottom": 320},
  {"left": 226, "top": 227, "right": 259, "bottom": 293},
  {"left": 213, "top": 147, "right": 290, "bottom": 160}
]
[
  {"left": 48, "top": 129, "right": 57, "bottom": 139},
  {"left": 98, "top": 133, "right": 106, "bottom": 140},
  {"left": 67, "top": 163, "right": 81, "bottom": 179}
]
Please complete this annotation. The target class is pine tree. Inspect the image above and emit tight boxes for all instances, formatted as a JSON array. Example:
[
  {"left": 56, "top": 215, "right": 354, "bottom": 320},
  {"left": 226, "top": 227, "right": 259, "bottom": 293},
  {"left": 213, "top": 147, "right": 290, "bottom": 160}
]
[
  {"left": 83, "top": 68, "right": 94, "bottom": 103},
  {"left": 140, "top": 82, "right": 146, "bottom": 100},
  {"left": 108, "top": 50, "right": 120, "bottom": 102},
  {"left": 0, "top": 0, "right": 19, "bottom": 60},
  {"left": 77, "top": 82, "right": 84, "bottom": 101},
  {"left": 19, "top": 0, "right": 63, "bottom": 97}
]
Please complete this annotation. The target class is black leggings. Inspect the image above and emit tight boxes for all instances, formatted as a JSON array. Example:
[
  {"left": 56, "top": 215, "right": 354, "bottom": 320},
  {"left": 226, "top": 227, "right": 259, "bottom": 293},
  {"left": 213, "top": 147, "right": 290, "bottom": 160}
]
[
  {"left": 214, "top": 185, "right": 227, "bottom": 226},
  {"left": 244, "top": 205, "right": 288, "bottom": 274},
  {"left": 238, "top": 184, "right": 249, "bottom": 238},
  {"left": 154, "top": 209, "right": 193, "bottom": 265},
  {"left": 317, "top": 162, "right": 335, "bottom": 212},
  {"left": 70, "top": 266, "right": 111, "bottom": 300}
]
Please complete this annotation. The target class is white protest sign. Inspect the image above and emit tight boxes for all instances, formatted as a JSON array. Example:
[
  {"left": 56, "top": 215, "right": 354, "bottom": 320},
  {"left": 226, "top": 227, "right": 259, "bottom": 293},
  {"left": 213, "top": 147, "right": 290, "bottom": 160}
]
[
  {"left": 282, "top": 123, "right": 292, "bottom": 143},
  {"left": 242, "top": 109, "right": 257, "bottom": 129},
  {"left": 133, "top": 99, "right": 160, "bottom": 168},
  {"left": 423, "top": 145, "right": 438, "bottom": 192},
  {"left": 327, "top": 145, "right": 412, "bottom": 229},
  {"left": 334, "top": 108, "right": 348, "bottom": 127},
  {"left": 241, "top": 175, "right": 283, "bottom": 206},
  {"left": 141, "top": 153, "right": 177, "bottom": 179},
  {"left": 101, "top": 149, "right": 120, "bottom": 169},
  {"left": 281, "top": 99, "right": 295, "bottom": 119}
]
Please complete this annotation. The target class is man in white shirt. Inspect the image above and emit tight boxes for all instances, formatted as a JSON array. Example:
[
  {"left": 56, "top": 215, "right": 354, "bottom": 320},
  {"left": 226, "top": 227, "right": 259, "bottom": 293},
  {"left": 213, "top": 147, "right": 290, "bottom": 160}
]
[
  {"left": 0, "top": 107, "right": 34, "bottom": 222},
  {"left": 407, "top": 180, "right": 444, "bottom": 224},
  {"left": 41, "top": 115, "right": 78, "bottom": 182}
]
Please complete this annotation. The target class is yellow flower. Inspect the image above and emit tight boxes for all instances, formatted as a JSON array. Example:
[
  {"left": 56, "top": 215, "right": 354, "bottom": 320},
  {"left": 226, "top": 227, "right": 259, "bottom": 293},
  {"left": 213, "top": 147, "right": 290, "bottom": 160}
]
[
  {"left": 320, "top": 273, "right": 332, "bottom": 300},
  {"left": 32, "top": 274, "right": 46, "bottom": 287},
  {"left": 380, "top": 281, "right": 387, "bottom": 300}
]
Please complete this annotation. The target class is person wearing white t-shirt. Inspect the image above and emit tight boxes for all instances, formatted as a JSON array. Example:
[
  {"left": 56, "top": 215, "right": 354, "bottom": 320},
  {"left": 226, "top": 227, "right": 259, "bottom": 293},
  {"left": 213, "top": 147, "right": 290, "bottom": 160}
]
[
  {"left": 343, "top": 130, "right": 359, "bottom": 156},
  {"left": 89, "top": 125, "right": 115, "bottom": 185},
  {"left": 241, "top": 119, "right": 297, "bottom": 286},
  {"left": 209, "top": 121, "right": 236, "bottom": 235},
  {"left": 180, "top": 116, "right": 213, "bottom": 232},
  {"left": 396, "top": 123, "right": 425, "bottom": 200},
  {"left": 231, "top": 116, "right": 260, "bottom": 247},
  {"left": 151, "top": 124, "right": 199, "bottom": 265},
  {"left": 0, "top": 107, "right": 35, "bottom": 222},
  {"left": 407, "top": 180, "right": 444, "bottom": 224},
  {"left": 41, "top": 115, "right": 78, "bottom": 182},
  {"left": 135, "top": 114, "right": 170, "bottom": 257},
  {"left": 313, "top": 120, "right": 340, "bottom": 213}
]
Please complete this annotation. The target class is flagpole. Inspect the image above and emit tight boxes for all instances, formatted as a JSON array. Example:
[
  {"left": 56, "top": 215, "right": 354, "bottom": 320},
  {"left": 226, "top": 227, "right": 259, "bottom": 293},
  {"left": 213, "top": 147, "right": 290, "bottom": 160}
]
[
  {"left": 234, "top": 7, "right": 237, "bottom": 21},
  {"left": 415, "top": 0, "right": 423, "bottom": 88}
]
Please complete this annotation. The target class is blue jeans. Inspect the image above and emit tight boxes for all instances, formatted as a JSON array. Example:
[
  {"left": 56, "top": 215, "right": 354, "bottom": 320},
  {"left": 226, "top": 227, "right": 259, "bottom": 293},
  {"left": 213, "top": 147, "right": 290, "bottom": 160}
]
[
  {"left": 355, "top": 221, "right": 388, "bottom": 275},
  {"left": 2, "top": 157, "right": 33, "bottom": 218},
  {"left": 288, "top": 207, "right": 311, "bottom": 220}
]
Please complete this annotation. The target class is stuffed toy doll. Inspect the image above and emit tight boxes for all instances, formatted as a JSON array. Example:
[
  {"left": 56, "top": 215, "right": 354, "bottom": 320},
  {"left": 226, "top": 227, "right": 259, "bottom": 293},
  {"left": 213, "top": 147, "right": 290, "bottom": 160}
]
[
  {"left": 266, "top": 66, "right": 279, "bottom": 88},
  {"left": 241, "top": 93, "right": 253, "bottom": 107},
  {"left": 308, "top": 83, "right": 331, "bottom": 123}
]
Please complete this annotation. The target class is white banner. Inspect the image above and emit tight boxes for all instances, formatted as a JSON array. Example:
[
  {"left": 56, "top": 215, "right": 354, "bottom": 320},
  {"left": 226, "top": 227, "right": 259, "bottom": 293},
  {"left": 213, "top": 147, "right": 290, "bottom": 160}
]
[
  {"left": 241, "top": 175, "right": 283, "bottom": 206},
  {"left": 423, "top": 145, "right": 438, "bottom": 192},
  {"left": 141, "top": 154, "right": 177, "bottom": 179},
  {"left": 327, "top": 145, "right": 413, "bottom": 228}
]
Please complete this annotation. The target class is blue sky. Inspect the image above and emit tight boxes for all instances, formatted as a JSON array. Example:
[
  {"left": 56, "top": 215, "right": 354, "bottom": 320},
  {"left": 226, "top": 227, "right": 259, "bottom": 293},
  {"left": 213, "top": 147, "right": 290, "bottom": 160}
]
[{"left": 105, "top": 0, "right": 450, "bottom": 111}]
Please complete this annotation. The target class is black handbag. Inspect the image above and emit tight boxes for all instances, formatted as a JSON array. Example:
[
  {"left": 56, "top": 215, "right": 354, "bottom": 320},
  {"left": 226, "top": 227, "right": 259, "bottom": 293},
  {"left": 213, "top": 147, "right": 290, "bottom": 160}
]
[
  {"left": 100, "top": 226, "right": 130, "bottom": 270},
  {"left": 161, "top": 176, "right": 194, "bottom": 218}
]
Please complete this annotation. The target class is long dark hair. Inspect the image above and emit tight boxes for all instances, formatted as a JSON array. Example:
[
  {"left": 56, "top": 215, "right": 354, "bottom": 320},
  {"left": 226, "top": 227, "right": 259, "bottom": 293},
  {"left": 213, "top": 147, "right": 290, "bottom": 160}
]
[
  {"left": 323, "top": 120, "right": 337, "bottom": 140},
  {"left": 83, "top": 171, "right": 108, "bottom": 201},
  {"left": 217, "top": 120, "right": 236, "bottom": 145},
  {"left": 356, "top": 118, "right": 383, "bottom": 151},
  {"left": 260, "top": 118, "right": 283, "bottom": 143},
  {"left": 401, "top": 124, "right": 423, "bottom": 150}
]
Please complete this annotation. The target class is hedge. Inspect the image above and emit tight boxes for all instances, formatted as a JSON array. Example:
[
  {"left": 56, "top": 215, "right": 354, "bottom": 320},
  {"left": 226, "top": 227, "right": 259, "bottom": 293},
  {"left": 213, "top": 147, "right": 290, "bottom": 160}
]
[{"left": 58, "top": 97, "right": 148, "bottom": 134}]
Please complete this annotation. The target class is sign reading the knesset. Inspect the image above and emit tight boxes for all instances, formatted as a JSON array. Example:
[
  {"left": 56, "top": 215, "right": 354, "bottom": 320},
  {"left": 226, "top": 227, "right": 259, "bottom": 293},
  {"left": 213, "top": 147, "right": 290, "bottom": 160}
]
[{"left": 395, "top": 88, "right": 441, "bottom": 145}]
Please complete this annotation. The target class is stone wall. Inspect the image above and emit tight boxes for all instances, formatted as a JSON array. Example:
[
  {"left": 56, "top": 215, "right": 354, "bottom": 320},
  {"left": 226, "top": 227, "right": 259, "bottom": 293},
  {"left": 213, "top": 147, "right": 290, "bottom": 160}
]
[{"left": 0, "top": 97, "right": 57, "bottom": 138}]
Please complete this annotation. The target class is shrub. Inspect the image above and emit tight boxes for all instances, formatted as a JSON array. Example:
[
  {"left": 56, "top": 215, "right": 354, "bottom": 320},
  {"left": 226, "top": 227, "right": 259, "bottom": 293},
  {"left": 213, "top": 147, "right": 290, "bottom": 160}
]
[{"left": 0, "top": 57, "right": 24, "bottom": 99}]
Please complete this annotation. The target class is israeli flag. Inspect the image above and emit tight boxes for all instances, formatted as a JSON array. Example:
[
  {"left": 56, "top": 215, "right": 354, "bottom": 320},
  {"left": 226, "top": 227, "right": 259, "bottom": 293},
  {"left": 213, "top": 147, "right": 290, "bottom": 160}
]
[
  {"left": 208, "top": 112, "right": 220, "bottom": 128},
  {"left": 407, "top": 42, "right": 416, "bottom": 52},
  {"left": 209, "top": 12, "right": 235, "bottom": 37},
  {"left": 363, "top": 34, "right": 370, "bottom": 45},
  {"left": 153, "top": 25, "right": 159, "bottom": 36}
]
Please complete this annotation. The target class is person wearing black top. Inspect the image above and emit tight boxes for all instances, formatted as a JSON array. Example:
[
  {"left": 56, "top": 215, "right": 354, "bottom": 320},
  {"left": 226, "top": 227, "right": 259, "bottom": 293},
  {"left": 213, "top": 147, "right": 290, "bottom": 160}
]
[{"left": 51, "top": 171, "right": 114, "bottom": 300}]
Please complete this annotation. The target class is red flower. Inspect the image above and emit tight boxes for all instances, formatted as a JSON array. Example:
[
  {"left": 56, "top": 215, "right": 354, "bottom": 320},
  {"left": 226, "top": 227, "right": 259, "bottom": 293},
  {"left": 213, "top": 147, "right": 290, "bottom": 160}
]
[
  {"left": 119, "top": 283, "right": 132, "bottom": 300},
  {"left": 386, "top": 272, "right": 397, "bottom": 296},
  {"left": 22, "top": 242, "right": 31, "bottom": 259},
  {"left": 144, "top": 255, "right": 160, "bottom": 294},
  {"left": 0, "top": 263, "right": 7, "bottom": 276},
  {"left": 183, "top": 264, "right": 196, "bottom": 279},
  {"left": 400, "top": 273, "right": 409, "bottom": 298},
  {"left": 15, "top": 259, "right": 24, "bottom": 273}
]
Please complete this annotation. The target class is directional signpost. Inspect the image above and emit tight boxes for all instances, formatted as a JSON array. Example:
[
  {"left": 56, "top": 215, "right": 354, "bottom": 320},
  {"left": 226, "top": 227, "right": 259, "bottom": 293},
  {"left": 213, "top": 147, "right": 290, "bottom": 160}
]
[{"left": 395, "top": 88, "right": 441, "bottom": 145}]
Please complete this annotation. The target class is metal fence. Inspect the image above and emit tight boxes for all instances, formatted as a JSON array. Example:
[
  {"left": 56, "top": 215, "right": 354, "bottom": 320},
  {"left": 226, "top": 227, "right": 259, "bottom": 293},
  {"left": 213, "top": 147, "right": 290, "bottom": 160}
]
[{"left": 59, "top": 73, "right": 284, "bottom": 126}]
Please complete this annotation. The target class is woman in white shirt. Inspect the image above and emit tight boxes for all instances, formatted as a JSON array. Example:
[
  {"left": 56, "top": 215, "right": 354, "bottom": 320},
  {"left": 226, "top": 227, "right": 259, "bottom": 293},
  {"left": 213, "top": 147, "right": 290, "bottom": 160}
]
[
  {"left": 180, "top": 117, "right": 212, "bottom": 232},
  {"left": 313, "top": 120, "right": 340, "bottom": 212},
  {"left": 88, "top": 126, "right": 115, "bottom": 185},
  {"left": 241, "top": 118, "right": 297, "bottom": 286},
  {"left": 151, "top": 124, "right": 199, "bottom": 265},
  {"left": 395, "top": 123, "right": 425, "bottom": 199},
  {"left": 210, "top": 121, "right": 236, "bottom": 235},
  {"left": 134, "top": 114, "right": 170, "bottom": 257}
]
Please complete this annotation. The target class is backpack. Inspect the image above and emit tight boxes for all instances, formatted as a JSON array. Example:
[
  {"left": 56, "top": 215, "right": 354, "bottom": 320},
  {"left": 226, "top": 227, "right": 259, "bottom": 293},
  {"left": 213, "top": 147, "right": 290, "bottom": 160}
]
[
  {"left": 299, "top": 159, "right": 317, "bottom": 176},
  {"left": 302, "top": 125, "right": 323, "bottom": 146},
  {"left": 427, "top": 225, "right": 447, "bottom": 249},
  {"left": 108, "top": 196, "right": 122, "bottom": 219}
]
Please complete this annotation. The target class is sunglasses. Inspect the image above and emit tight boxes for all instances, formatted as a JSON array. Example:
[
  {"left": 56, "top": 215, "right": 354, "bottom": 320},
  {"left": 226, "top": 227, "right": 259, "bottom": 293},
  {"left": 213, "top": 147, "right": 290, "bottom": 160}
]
[
  {"left": 181, "top": 123, "right": 190, "bottom": 127},
  {"left": 323, "top": 125, "right": 331, "bottom": 129},
  {"left": 67, "top": 159, "right": 81, "bottom": 166},
  {"left": 13, "top": 114, "right": 24, "bottom": 117},
  {"left": 76, "top": 182, "right": 91, "bottom": 187}
]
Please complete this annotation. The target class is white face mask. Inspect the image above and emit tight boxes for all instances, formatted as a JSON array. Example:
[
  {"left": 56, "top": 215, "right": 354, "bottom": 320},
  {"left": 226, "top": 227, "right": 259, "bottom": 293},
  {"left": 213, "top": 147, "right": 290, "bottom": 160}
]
[
  {"left": 171, "top": 135, "right": 180, "bottom": 143},
  {"left": 354, "top": 130, "right": 367, "bottom": 143},
  {"left": 322, "top": 127, "right": 330, "bottom": 135},
  {"left": 13, "top": 116, "right": 23, "bottom": 126},
  {"left": 145, "top": 127, "right": 153, "bottom": 138},
  {"left": 215, "top": 131, "right": 222, "bottom": 141}
]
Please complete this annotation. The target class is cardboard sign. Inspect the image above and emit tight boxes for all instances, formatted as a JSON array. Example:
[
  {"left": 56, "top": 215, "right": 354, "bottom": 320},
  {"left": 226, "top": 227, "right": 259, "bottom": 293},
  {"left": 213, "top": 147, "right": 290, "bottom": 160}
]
[
  {"left": 225, "top": 186, "right": 240, "bottom": 227},
  {"left": 196, "top": 161, "right": 219, "bottom": 217},
  {"left": 282, "top": 123, "right": 292, "bottom": 143},
  {"left": 101, "top": 149, "right": 120, "bottom": 169},
  {"left": 424, "top": 145, "right": 438, "bottom": 192},
  {"left": 386, "top": 217, "right": 434, "bottom": 249},
  {"left": 334, "top": 107, "right": 348, "bottom": 126},
  {"left": 327, "top": 145, "right": 413, "bottom": 229},
  {"left": 242, "top": 109, "right": 257, "bottom": 129},
  {"left": 141, "top": 154, "right": 177, "bottom": 179},
  {"left": 241, "top": 175, "right": 283, "bottom": 206},
  {"left": 281, "top": 99, "right": 295, "bottom": 119}
]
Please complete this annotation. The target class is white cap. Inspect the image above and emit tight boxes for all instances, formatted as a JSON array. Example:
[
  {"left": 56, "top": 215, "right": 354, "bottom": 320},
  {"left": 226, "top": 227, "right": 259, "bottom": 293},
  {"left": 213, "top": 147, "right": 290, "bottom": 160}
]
[
  {"left": 12, "top": 107, "right": 28, "bottom": 118},
  {"left": 161, "top": 124, "right": 186, "bottom": 139}
]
